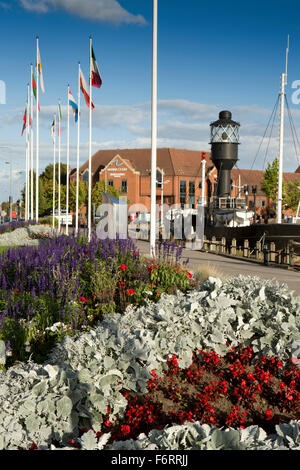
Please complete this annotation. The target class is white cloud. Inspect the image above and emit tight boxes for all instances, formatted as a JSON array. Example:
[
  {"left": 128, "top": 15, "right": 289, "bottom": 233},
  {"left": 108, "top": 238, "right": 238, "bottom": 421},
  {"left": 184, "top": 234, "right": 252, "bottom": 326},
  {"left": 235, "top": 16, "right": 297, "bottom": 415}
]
[{"left": 19, "top": 0, "right": 147, "bottom": 25}]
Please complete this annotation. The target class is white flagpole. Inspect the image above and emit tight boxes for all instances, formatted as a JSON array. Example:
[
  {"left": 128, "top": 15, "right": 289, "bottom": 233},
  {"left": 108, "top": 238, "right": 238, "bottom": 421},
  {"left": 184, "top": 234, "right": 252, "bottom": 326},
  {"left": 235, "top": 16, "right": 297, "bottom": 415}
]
[
  {"left": 88, "top": 36, "right": 93, "bottom": 242},
  {"left": 76, "top": 62, "right": 81, "bottom": 234},
  {"left": 52, "top": 114, "right": 56, "bottom": 229},
  {"left": 58, "top": 99, "right": 61, "bottom": 232},
  {"left": 66, "top": 84, "right": 70, "bottom": 235},
  {"left": 35, "top": 36, "right": 39, "bottom": 222},
  {"left": 25, "top": 83, "right": 29, "bottom": 221},
  {"left": 150, "top": 0, "right": 158, "bottom": 256},
  {"left": 201, "top": 153, "right": 206, "bottom": 206},
  {"left": 277, "top": 35, "right": 289, "bottom": 224},
  {"left": 30, "top": 63, "right": 34, "bottom": 220}
]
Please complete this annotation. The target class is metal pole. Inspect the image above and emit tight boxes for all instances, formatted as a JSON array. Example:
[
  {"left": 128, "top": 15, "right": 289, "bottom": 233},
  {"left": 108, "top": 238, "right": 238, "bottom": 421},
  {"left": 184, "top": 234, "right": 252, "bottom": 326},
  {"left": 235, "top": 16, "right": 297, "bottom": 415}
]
[
  {"left": 58, "top": 99, "right": 61, "bottom": 232},
  {"left": 150, "top": 0, "right": 158, "bottom": 256},
  {"left": 76, "top": 62, "right": 81, "bottom": 234},
  {"left": 88, "top": 36, "right": 93, "bottom": 242},
  {"left": 66, "top": 84, "right": 70, "bottom": 235},
  {"left": 52, "top": 114, "right": 56, "bottom": 229},
  {"left": 201, "top": 155, "right": 206, "bottom": 205},
  {"left": 30, "top": 63, "right": 34, "bottom": 220},
  {"left": 277, "top": 72, "right": 285, "bottom": 224},
  {"left": 35, "top": 37, "right": 39, "bottom": 222}
]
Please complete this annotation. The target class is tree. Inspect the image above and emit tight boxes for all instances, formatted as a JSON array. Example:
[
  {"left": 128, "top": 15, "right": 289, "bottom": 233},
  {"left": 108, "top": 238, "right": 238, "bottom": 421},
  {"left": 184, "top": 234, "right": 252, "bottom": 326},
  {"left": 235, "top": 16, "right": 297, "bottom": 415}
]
[
  {"left": 261, "top": 157, "right": 287, "bottom": 203},
  {"left": 91, "top": 180, "right": 124, "bottom": 208},
  {"left": 284, "top": 180, "right": 300, "bottom": 211}
]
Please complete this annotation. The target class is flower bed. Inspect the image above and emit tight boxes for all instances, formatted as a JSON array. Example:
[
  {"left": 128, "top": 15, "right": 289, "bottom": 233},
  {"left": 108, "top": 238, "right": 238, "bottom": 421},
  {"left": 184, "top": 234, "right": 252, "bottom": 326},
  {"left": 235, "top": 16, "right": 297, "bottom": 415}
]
[
  {"left": 0, "top": 219, "right": 37, "bottom": 235},
  {"left": 0, "top": 235, "right": 193, "bottom": 366},
  {"left": 0, "top": 270, "right": 299, "bottom": 450}
]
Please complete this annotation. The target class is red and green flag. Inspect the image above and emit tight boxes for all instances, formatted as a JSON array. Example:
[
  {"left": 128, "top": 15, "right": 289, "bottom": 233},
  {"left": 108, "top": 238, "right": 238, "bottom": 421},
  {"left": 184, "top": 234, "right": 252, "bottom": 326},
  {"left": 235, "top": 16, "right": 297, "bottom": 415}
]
[
  {"left": 32, "top": 72, "right": 40, "bottom": 111},
  {"left": 90, "top": 45, "right": 102, "bottom": 88}
]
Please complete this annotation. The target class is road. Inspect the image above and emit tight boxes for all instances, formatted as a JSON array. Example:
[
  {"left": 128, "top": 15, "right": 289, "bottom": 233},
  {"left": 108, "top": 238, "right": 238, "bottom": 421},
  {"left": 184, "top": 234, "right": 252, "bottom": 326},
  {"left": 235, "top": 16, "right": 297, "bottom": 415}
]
[{"left": 135, "top": 240, "right": 300, "bottom": 296}]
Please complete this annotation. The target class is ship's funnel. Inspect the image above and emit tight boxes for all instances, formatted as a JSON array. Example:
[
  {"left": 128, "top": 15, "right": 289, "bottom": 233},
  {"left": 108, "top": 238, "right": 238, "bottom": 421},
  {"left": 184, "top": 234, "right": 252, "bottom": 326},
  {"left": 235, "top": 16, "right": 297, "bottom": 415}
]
[{"left": 210, "top": 110, "right": 240, "bottom": 198}]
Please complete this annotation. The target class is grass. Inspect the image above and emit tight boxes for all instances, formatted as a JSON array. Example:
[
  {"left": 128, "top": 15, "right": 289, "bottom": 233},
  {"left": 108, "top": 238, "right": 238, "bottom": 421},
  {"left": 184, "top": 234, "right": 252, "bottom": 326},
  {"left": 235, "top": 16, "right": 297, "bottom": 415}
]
[{"left": 192, "top": 262, "right": 227, "bottom": 283}]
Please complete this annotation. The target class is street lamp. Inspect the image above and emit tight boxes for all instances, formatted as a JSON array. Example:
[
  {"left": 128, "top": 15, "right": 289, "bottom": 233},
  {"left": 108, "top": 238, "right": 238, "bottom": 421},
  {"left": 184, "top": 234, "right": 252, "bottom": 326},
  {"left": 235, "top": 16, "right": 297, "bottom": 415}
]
[{"left": 5, "top": 159, "right": 12, "bottom": 222}]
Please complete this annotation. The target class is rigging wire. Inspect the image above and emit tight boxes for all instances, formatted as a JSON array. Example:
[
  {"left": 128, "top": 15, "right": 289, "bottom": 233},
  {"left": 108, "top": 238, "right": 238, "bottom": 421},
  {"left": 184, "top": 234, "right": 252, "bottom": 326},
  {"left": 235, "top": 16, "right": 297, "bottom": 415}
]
[
  {"left": 285, "top": 94, "right": 300, "bottom": 168},
  {"left": 250, "top": 95, "right": 280, "bottom": 170},
  {"left": 262, "top": 95, "right": 280, "bottom": 171}
]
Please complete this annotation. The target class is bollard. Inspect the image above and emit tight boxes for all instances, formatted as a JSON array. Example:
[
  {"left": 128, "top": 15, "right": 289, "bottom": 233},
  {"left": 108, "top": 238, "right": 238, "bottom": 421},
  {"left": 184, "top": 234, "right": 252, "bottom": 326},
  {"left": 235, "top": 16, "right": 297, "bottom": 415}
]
[
  {"left": 221, "top": 237, "right": 226, "bottom": 254},
  {"left": 270, "top": 242, "right": 276, "bottom": 262},
  {"left": 255, "top": 241, "right": 261, "bottom": 260},
  {"left": 231, "top": 238, "right": 237, "bottom": 256},
  {"left": 243, "top": 239, "right": 249, "bottom": 258}
]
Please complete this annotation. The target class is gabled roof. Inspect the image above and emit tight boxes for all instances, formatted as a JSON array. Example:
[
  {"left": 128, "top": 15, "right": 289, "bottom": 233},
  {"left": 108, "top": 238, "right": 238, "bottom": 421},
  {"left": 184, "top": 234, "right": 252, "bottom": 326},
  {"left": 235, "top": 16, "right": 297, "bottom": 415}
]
[{"left": 76, "top": 148, "right": 212, "bottom": 177}]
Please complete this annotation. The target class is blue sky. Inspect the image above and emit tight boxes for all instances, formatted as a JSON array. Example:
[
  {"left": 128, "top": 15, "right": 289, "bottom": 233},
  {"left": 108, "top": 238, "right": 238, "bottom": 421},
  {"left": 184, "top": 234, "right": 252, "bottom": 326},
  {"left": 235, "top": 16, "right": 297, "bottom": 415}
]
[{"left": 1, "top": 0, "right": 300, "bottom": 201}]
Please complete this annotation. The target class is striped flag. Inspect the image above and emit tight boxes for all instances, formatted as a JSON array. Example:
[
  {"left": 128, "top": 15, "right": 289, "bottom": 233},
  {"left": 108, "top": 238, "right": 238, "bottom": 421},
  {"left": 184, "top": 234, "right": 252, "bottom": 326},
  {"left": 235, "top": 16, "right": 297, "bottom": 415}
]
[
  {"left": 68, "top": 89, "right": 78, "bottom": 122},
  {"left": 79, "top": 66, "right": 94, "bottom": 109},
  {"left": 37, "top": 43, "right": 45, "bottom": 93},
  {"left": 21, "top": 107, "right": 31, "bottom": 136},
  {"left": 32, "top": 72, "right": 40, "bottom": 111},
  {"left": 91, "top": 45, "right": 102, "bottom": 88}
]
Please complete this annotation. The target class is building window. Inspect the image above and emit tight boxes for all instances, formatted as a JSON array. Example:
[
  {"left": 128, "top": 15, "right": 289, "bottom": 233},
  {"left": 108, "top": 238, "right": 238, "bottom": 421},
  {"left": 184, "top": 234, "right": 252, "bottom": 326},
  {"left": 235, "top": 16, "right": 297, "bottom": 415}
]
[
  {"left": 121, "top": 180, "right": 127, "bottom": 193},
  {"left": 262, "top": 200, "right": 266, "bottom": 207},
  {"left": 108, "top": 180, "right": 113, "bottom": 187},
  {"left": 249, "top": 200, "right": 254, "bottom": 208},
  {"left": 189, "top": 180, "right": 195, "bottom": 208},
  {"left": 180, "top": 180, "right": 186, "bottom": 207},
  {"left": 257, "top": 199, "right": 261, "bottom": 207},
  {"left": 82, "top": 170, "right": 89, "bottom": 183}
]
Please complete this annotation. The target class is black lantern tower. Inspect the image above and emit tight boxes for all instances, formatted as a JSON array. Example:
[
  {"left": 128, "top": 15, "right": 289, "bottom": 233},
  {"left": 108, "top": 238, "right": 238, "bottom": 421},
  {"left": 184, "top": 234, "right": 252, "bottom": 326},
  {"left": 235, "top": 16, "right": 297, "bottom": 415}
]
[{"left": 210, "top": 110, "right": 240, "bottom": 199}]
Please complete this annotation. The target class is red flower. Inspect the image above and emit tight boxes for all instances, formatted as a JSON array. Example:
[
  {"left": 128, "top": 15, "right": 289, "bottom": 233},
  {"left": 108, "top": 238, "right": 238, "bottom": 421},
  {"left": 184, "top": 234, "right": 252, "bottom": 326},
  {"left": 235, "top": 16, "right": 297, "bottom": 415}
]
[
  {"left": 121, "top": 424, "right": 131, "bottom": 434},
  {"left": 29, "top": 442, "right": 37, "bottom": 450},
  {"left": 126, "top": 289, "right": 135, "bottom": 295},
  {"left": 265, "top": 409, "right": 273, "bottom": 420},
  {"left": 118, "top": 264, "right": 128, "bottom": 271},
  {"left": 79, "top": 296, "right": 88, "bottom": 302}
]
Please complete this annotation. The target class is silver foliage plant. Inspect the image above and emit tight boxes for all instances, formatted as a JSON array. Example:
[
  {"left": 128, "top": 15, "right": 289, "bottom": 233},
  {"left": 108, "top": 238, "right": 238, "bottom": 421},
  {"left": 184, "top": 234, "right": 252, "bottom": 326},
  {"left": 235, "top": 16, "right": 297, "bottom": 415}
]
[{"left": 0, "top": 275, "right": 299, "bottom": 450}]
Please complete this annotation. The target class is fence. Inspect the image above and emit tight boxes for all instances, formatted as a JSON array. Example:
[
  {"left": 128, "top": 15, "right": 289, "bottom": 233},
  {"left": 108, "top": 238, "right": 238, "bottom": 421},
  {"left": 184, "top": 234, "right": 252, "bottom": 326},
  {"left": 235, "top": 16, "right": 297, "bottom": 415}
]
[{"left": 201, "top": 235, "right": 300, "bottom": 268}]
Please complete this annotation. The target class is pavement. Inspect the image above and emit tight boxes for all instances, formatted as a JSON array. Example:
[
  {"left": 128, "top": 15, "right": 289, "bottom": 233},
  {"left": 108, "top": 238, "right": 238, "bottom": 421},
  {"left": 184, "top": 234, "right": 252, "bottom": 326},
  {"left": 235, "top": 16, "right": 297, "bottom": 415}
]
[{"left": 135, "top": 239, "right": 300, "bottom": 297}]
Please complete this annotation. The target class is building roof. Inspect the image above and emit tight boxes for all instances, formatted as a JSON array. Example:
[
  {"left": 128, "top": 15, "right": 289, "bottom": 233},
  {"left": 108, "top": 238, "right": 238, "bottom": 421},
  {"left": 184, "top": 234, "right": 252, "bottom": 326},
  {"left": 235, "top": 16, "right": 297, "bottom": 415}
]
[
  {"left": 76, "top": 148, "right": 212, "bottom": 177},
  {"left": 231, "top": 168, "right": 300, "bottom": 196}
]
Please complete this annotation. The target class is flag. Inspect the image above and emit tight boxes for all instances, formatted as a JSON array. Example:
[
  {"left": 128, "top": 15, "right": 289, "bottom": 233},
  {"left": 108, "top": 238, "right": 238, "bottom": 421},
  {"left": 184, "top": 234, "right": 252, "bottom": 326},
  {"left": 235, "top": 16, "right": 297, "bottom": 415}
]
[
  {"left": 79, "top": 66, "right": 94, "bottom": 109},
  {"left": 58, "top": 102, "right": 62, "bottom": 136},
  {"left": 21, "top": 107, "right": 31, "bottom": 136},
  {"left": 32, "top": 72, "right": 40, "bottom": 111},
  {"left": 51, "top": 118, "right": 55, "bottom": 142},
  {"left": 90, "top": 45, "right": 102, "bottom": 88},
  {"left": 37, "top": 43, "right": 45, "bottom": 93},
  {"left": 68, "top": 89, "right": 78, "bottom": 122}
]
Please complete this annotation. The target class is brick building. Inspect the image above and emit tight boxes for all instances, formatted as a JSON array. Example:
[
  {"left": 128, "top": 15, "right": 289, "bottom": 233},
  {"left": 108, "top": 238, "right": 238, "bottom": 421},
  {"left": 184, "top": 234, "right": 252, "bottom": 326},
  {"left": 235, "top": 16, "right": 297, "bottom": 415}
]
[{"left": 70, "top": 148, "right": 300, "bottom": 218}]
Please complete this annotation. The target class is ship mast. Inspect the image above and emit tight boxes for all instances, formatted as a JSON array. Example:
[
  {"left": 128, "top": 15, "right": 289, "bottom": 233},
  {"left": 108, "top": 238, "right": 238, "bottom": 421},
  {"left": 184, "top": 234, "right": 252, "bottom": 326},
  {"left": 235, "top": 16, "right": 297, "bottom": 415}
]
[{"left": 277, "top": 35, "right": 289, "bottom": 223}]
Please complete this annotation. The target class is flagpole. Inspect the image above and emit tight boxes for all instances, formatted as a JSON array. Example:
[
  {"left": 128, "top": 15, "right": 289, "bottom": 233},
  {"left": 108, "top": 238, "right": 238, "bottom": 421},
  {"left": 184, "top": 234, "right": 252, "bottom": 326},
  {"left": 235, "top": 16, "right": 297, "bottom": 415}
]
[
  {"left": 35, "top": 36, "right": 39, "bottom": 223},
  {"left": 25, "top": 83, "right": 29, "bottom": 221},
  {"left": 30, "top": 63, "right": 34, "bottom": 220},
  {"left": 76, "top": 62, "right": 81, "bottom": 234},
  {"left": 66, "top": 84, "right": 70, "bottom": 235},
  {"left": 150, "top": 0, "right": 158, "bottom": 257},
  {"left": 52, "top": 114, "right": 56, "bottom": 230},
  {"left": 58, "top": 99, "right": 61, "bottom": 232},
  {"left": 88, "top": 36, "right": 93, "bottom": 242}
]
